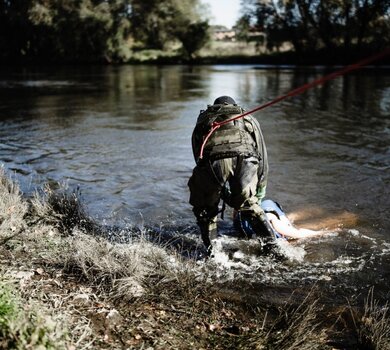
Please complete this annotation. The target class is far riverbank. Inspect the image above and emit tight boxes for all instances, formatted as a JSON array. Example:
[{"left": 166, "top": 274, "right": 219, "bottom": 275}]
[{"left": 1, "top": 42, "right": 389, "bottom": 66}]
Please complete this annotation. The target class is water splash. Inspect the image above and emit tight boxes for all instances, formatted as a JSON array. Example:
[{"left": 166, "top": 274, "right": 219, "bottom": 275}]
[{"left": 182, "top": 228, "right": 389, "bottom": 294}]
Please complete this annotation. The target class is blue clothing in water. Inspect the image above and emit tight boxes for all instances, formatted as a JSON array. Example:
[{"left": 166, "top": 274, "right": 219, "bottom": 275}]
[
  {"left": 261, "top": 199, "right": 286, "bottom": 219},
  {"left": 234, "top": 199, "right": 287, "bottom": 239},
  {"left": 261, "top": 199, "right": 287, "bottom": 239}
]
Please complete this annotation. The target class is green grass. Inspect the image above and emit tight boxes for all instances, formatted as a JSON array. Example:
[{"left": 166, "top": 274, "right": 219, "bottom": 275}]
[
  {"left": 0, "top": 279, "right": 68, "bottom": 349},
  {"left": 0, "top": 282, "right": 18, "bottom": 327}
]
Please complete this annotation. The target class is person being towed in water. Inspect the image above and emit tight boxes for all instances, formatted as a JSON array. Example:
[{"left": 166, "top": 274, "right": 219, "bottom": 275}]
[
  {"left": 235, "top": 199, "right": 325, "bottom": 240},
  {"left": 260, "top": 199, "right": 324, "bottom": 239}
]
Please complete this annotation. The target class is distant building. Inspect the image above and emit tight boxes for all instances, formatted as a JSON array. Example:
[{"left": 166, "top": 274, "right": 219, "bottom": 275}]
[
  {"left": 211, "top": 26, "right": 236, "bottom": 41},
  {"left": 246, "top": 28, "right": 266, "bottom": 42}
]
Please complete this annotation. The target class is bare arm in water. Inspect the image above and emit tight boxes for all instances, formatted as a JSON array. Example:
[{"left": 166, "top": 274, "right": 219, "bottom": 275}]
[{"left": 266, "top": 212, "right": 325, "bottom": 239}]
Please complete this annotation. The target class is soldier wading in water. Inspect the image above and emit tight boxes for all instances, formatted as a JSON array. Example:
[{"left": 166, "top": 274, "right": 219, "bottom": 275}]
[{"left": 188, "top": 96, "right": 274, "bottom": 255}]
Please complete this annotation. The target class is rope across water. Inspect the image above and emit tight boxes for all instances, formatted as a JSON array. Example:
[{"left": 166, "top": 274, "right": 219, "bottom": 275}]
[{"left": 198, "top": 48, "right": 390, "bottom": 160}]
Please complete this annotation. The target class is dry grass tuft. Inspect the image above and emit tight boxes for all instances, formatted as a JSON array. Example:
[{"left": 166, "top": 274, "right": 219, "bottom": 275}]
[
  {"left": 0, "top": 166, "right": 27, "bottom": 243},
  {"left": 249, "top": 290, "right": 326, "bottom": 350},
  {"left": 37, "top": 229, "right": 189, "bottom": 302},
  {"left": 352, "top": 289, "right": 390, "bottom": 350},
  {"left": 29, "top": 184, "right": 101, "bottom": 236}
]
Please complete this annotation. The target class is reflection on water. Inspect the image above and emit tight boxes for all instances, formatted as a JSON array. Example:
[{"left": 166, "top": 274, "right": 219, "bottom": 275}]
[{"left": 0, "top": 65, "right": 389, "bottom": 301}]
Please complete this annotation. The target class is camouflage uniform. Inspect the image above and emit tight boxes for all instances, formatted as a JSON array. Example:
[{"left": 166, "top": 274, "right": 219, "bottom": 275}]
[{"left": 188, "top": 96, "right": 271, "bottom": 252}]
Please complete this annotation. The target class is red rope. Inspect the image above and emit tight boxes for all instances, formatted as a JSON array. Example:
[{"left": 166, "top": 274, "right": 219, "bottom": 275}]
[{"left": 198, "top": 48, "right": 390, "bottom": 159}]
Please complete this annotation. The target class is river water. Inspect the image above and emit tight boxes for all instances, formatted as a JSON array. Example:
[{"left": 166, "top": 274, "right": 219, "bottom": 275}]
[{"left": 0, "top": 65, "right": 389, "bottom": 304}]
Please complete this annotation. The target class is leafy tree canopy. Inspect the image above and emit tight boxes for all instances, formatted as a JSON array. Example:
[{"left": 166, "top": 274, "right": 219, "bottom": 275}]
[
  {"left": 238, "top": 0, "right": 390, "bottom": 58},
  {"left": 0, "top": 0, "right": 209, "bottom": 63}
]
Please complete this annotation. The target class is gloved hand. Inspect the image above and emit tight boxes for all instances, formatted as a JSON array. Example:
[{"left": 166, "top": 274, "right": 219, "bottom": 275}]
[
  {"left": 236, "top": 209, "right": 274, "bottom": 240},
  {"left": 256, "top": 185, "right": 266, "bottom": 201}
]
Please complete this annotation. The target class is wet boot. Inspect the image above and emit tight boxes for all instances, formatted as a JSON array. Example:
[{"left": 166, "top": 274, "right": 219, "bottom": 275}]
[
  {"left": 198, "top": 217, "right": 217, "bottom": 257},
  {"left": 238, "top": 209, "right": 275, "bottom": 241}
]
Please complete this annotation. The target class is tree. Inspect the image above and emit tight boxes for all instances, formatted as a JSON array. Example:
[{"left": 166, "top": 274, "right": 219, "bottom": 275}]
[
  {"left": 129, "top": 0, "right": 209, "bottom": 55},
  {"left": 0, "top": 0, "right": 210, "bottom": 63},
  {"left": 0, "top": 0, "right": 133, "bottom": 62},
  {"left": 175, "top": 20, "right": 209, "bottom": 59},
  {"left": 239, "top": 0, "right": 390, "bottom": 56},
  {"left": 234, "top": 15, "right": 252, "bottom": 42}
]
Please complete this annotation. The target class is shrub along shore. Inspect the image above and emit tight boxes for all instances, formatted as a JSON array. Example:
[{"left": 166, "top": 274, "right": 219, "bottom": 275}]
[
  {"left": 126, "top": 45, "right": 390, "bottom": 66},
  {"left": 0, "top": 167, "right": 389, "bottom": 349}
]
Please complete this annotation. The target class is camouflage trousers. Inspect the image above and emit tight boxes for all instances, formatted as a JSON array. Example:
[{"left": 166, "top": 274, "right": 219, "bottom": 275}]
[{"left": 188, "top": 156, "right": 266, "bottom": 250}]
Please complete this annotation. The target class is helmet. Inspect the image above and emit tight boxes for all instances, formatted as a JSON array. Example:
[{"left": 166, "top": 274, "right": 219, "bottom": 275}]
[{"left": 213, "top": 96, "right": 236, "bottom": 105}]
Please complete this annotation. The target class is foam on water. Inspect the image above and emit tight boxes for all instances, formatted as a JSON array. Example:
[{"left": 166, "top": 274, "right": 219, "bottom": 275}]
[
  {"left": 274, "top": 238, "right": 306, "bottom": 262},
  {"left": 348, "top": 229, "right": 360, "bottom": 236},
  {"left": 190, "top": 228, "right": 390, "bottom": 289},
  {"left": 381, "top": 242, "right": 390, "bottom": 255}
]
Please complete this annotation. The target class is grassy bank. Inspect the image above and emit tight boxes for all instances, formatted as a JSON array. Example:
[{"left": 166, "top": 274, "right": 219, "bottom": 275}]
[
  {"left": 123, "top": 41, "right": 390, "bottom": 66},
  {"left": 0, "top": 166, "right": 389, "bottom": 349}
]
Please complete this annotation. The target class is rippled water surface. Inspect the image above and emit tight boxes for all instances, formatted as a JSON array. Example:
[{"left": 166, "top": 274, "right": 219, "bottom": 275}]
[{"left": 1, "top": 65, "right": 389, "bottom": 302}]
